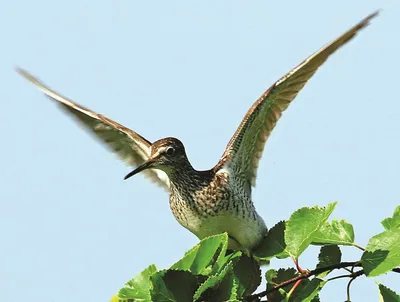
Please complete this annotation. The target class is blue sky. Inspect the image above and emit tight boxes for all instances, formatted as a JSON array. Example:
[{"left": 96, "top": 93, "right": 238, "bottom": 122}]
[{"left": 1, "top": 1, "right": 399, "bottom": 301}]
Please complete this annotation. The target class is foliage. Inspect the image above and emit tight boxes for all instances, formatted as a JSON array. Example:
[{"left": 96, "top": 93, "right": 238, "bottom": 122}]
[{"left": 113, "top": 203, "right": 400, "bottom": 301}]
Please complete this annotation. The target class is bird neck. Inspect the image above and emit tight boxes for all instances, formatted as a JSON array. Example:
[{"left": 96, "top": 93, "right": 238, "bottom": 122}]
[
  {"left": 168, "top": 160, "right": 196, "bottom": 184},
  {"left": 167, "top": 163, "right": 214, "bottom": 194}
]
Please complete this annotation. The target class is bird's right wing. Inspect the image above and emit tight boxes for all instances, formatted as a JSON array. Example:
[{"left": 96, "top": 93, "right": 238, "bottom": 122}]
[
  {"left": 17, "top": 68, "right": 170, "bottom": 190},
  {"left": 215, "top": 11, "right": 378, "bottom": 193}
]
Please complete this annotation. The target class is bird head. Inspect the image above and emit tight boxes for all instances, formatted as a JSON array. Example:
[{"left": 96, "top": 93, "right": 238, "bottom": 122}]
[{"left": 124, "top": 137, "right": 188, "bottom": 180}]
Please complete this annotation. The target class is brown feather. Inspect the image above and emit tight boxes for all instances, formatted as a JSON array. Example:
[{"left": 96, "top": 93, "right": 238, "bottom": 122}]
[
  {"left": 216, "top": 11, "right": 379, "bottom": 190},
  {"left": 16, "top": 68, "right": 170, "bottom": 190}
]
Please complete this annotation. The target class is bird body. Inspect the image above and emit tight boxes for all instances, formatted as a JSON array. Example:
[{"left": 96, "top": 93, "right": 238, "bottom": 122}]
[
  {"left": 17, "top": 11, "right": 378, "bottom": 251},
  {"left": 168, "top": 154, "right": 266, "bottom": 250},
  {"left": 169, "top": 167, "right": 266, "bottom": 251},
  {"left": 127, "top": 137, "right": 267, "bottom": 251}
]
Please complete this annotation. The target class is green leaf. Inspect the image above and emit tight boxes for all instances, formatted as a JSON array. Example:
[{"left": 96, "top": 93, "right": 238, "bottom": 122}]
[
  {"left": 311, "top": 295, "right": 321, "bottom": 302},
  {"left": 265, "top": 268, "right": 325, "bottom": 302},
  {"left": 378, "top": 283, "right": 400, "bottom": 302},
  {"left": 265, "top": 267, "right": 326, "bottom": 301},
  {"left": 170, "top": 245, "right": 198, "bottom": 271},
  {"left": 361, "top": 229, "right": 400, "bottom": 277},
  {"left": 290, "top": 278, "right": 326, "bottom": 302},
  {"left": 312, "top": 219, "right": 355, "bottom": 246},
  {"left": 199, "top": 271, "right": 239, "bottom": 302},
  {"left": 150, "top": 269, "right": 198, "bottom": 302},
  {"left": 216, "top": 273, "right": 239, "bottom": 302},
  {"left": 224, "top": 250, "right": 242, "bottom": 267},
  {"left": 382, "top": 206, "right": 400, "bottom": 231},
  {"left": 253, "top": 221, "right": 289, "bottom": 260},
  {"left": 266, "top": 268, "right": 298, "bottom": 301},
  {"left": 232, "top": 255, "right": 261, "bottom": 297},
  {"left": 193, "top": 261, "right": 234, "bottom": 301},
  {"left": 285, "top": 202, "right": 337, "bottom": 258},
  {"left": 316, "top": 245, "right": 342, "bottom": 277},
  {"left": 265, "top": 268, "right": 277, "bottom": 285},
  {"left": 171, "top": 233, "right": 228, "bottom": 275},
  {"left": 266, "top": 268, "right": 298, "bottom": 285},
  {"left": 119, "top": 264, "right": 157, "bottom": 300}
]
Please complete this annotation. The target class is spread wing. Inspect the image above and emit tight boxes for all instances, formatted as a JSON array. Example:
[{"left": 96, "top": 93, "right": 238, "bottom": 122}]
[
  {"left": 17, "top": 68, "right": 170, "bottom": 190},
  {"left": 216, "top": 11, "right": 378, "bottom": 192}
]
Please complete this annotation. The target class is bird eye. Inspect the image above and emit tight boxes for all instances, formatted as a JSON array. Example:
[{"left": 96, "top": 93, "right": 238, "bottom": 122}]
[{"left": 165, "top": 147, "right": 175, "bottom": 156}]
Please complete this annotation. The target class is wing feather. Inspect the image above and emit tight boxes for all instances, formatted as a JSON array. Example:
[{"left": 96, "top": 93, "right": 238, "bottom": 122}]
[
  {"left": 17, "top": 68, "right": 170, "bottom": 190},
  {"left": 217, "top": 11, "right": 378, "bottom": 191}
]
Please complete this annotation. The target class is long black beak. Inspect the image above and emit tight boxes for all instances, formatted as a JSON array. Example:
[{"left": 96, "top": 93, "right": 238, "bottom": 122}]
[{"left": 124, "top": 159, "right": 156, "bottom": 180}]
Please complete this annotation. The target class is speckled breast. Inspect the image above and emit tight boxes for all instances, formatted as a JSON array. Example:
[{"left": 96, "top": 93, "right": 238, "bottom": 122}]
[
  {"left": 169, "top": 172, "right": 233, "bottom": 228},
  {"left": 168, "top": 170, "right": 265, "bottom": 248}
]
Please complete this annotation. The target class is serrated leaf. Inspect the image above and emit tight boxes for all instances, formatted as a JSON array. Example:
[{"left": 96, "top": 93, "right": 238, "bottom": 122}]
[
  {"left": 316, "top": 245, "right": 342, "bottom": 277},
  {"left": 362, "top": 250, "right": 389, "bottom": 276},
  {"left": 312, "top": 219, "right": 355, "bottom": 246},
  {"left": 194, "top": 233, "right": 228, "bottom": 273},
  {"left": 361, "top": 229, "right": 400, "bottom": 277},
  {"left": 204, "top": 272, "right": 239, "bottom": 302},
  {"left": 254, "top": 221, "right": 289, "bottom": 260},
  {"left": 150, "top": 269, "right": 198, "bottom": 302},
  {"left": 170, "top": 245, "right": 198, "bottom": 271},
  {"left": 171, "top": 233, "right": 228, "bottom": 275},
  {"left": 382, "top": 206, "right": 400, "bottom": 231},
  {"left": 285, "top": 202, "right": 337, "bottom": 258},
  {"left": 266, "top": 269, "right": 325, "bottom": 302},
  {"left": 266, "top": 268, "right": 298, "bottom": 285},
  {"left": 265, "top": 268, "right": 278, "bottom": 284},
  {"left": 290, "top": 278, "right": 326, "bottom": 302},
  {"left": 378, "top": 283, "right": 400, "bottom": 302},
  {"left": 266, "top": 268, "right": 298, "bottom": 301},
  {"left": 222, "top": 250, "right": 242, "bottom": 270},
  {"left": 232, "top": 255, "right": 261, "bottom": 297},
  {"left": 193, "top": 261, "right": 234, "bottom": 301},
  {"left": 119, "top": 264, "right": 157, "bottom": 300}
]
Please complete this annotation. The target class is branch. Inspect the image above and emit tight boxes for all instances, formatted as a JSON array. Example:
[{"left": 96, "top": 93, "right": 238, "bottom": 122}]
[
  {"left": 345, "top": 265, "right": 364, "bottom": 302},
  {"left": 352, "top": 243, "right": 365, "bottom": 251},
  {"left": 247, "top": 262, "right": 400, "bottom": 301}
]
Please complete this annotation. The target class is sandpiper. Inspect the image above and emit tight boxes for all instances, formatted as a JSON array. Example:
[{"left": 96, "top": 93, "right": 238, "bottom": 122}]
[{"left": 17, "top": 12, "right": 378, "bottom": 252}]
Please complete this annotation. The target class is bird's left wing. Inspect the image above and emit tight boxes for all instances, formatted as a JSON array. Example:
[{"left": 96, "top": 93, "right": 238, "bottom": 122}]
[
  {"left": 215, "top": 11, "right": 378, "bottom": 192},
  {"left": 17, "top": 68, "right": 170, "bottom": 190}
]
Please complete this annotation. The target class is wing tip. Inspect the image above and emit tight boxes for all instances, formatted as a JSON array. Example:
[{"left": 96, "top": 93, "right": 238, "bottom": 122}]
[
  {"left": 348, "top": 10, "right": 379, "bottom": 36},
  {"left": 15, "top": 67, "right": 75, "bottom": 108},
  {"left": 367, "top": 9, "right": 380, "bottom": 20},
  {"left": 360, "top": 10, "right": 380, "bottom": 28},
  {"left": 15, "top": 66, "right": 33, "bottom": 81},
  {"left": 15, "top": 66, "right": 47, "bottom": 93}
]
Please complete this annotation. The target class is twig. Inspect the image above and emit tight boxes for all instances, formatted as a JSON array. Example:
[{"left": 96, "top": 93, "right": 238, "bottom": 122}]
[
  {"left": 352, "top": 243, "right": 365, "bottom": 251},
  {"left": 291, "top": 256, "right": 309, "bottom": 275},
  {"left": 327, "top": 274, "right": 352, "bottom": 282},
  {"left": 246, "top": 262, "right": 399, "bottom": 301},
  {"left": 346, "top": 270, "right": 364, "bottom": 301},
  {"left": 287, "top": 279, "right": 303, "bottom": 298},
  {"left": 247, "top": 262, "right": 360, "bottom": 301}
]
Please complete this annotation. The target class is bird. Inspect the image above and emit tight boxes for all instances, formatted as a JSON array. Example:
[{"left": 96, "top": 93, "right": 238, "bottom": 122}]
[{"left": 17, "top": 11, "right": 378, "bottom": 252}]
